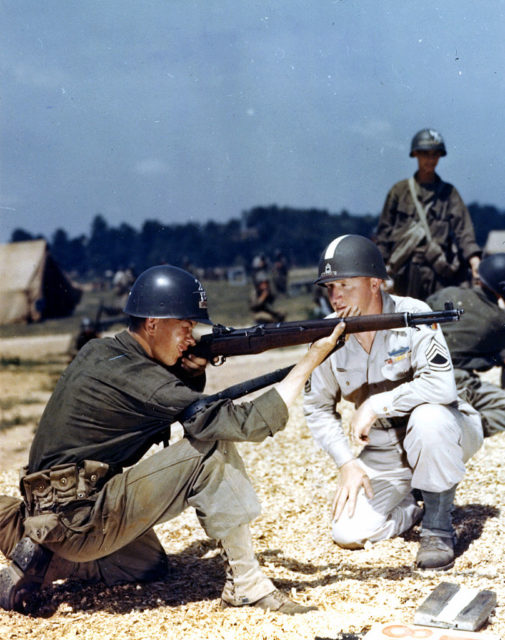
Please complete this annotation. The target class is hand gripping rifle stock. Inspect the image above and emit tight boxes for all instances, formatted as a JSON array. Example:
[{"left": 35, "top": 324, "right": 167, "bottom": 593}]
[
  {"left": 188, "top": 302, "right": 463, "bottom": 363},
  {"left": 178, "top": 303, "right": 462, "bottom": 422}
]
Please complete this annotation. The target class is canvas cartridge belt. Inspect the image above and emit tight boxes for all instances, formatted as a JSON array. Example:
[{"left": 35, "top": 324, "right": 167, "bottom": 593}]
[{"left": 20, "top": 460, "right": 110, "bottom": 516}]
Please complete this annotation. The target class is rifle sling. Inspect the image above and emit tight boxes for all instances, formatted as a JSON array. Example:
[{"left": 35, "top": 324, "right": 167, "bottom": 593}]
[{"left": 178, "top": 364, "right": 294, "bottom": 423}]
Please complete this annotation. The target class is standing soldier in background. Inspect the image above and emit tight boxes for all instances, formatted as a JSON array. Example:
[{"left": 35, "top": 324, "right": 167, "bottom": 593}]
[
  {"left": 427, "top": 253, "right": 505, "bottom": 437},
  {"left": 376, "top": 128, "right": 481, "bottom": 300}
]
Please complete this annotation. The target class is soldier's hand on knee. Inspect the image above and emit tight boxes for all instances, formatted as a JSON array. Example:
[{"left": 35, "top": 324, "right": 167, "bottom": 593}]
[{"left": 332, "top": 460, "right": 373, "bottom": 521}]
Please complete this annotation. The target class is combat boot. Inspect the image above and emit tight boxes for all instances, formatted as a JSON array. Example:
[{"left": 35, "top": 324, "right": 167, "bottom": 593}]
[
  {"left": 219, "top": 523, "right": 317, "bottom": 614},
  {"left": 416, "top": 485, "right": 457, "bottom": 571},
  {"left": 416, "top": 533, "right": 455, "bottom": 570},
  {"left": 0, "top": 537, "right": 53, "bottom": 613}
]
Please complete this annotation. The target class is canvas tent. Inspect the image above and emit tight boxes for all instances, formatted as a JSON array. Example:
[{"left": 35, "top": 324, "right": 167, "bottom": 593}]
[{"left": 0, "top": 239, "right": 81, "bottom": 325}]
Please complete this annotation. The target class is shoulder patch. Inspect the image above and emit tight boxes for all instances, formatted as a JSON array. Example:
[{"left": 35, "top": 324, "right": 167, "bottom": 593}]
[{"left": 426, "top": 338, "right": 451, "bottom": 371}]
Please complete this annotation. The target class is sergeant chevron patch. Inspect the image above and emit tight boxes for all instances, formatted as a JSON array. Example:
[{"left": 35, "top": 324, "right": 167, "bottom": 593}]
[{"left": 426, "top": 338, "right": 451, "bottom": 371}]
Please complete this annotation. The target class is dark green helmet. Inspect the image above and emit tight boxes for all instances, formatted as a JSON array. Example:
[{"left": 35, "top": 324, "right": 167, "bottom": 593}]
[
  {"left": 410, "top": 128, "right": 447, "bottom": 157},
  {"left": 124, "top": 265, "right": 212, "bottom": 324},
  {"left": 315, "top": 235, "right": 388, "bottom": 286},
  {"left": 478, "top": 253, "right": 505, "bottom": 298}
]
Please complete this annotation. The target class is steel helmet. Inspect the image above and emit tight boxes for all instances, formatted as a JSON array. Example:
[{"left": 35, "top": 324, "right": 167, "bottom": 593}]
[
  {"left": 410, "top": 128, "right": 447, "bottom": 157},
  {"left": 478, "top": 254, "right": 505, "bottom": 298},
  {"left": 315, "top": 235, "right": 388, "bottom": 286},
  {"left": 124, "top": 265, "right": 212, "bottom": 324}
]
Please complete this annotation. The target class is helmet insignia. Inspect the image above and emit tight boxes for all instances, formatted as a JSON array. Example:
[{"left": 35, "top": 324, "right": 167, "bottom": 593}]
[
  {"left": 324, "top": 262, "right": 334, "bottom": 275},
  {"left": 196, "top": 281, "right": 208, "bottom": 309}
]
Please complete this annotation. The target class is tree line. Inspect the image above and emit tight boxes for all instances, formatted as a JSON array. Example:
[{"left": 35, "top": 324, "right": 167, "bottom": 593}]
[{"left": 10, "top": 202, "right": 505, "bottom": 278}]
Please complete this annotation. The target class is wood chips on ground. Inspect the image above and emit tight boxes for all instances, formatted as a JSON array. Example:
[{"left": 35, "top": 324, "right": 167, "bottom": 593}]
[{"left": 0, "top": 341, "right": 503, "bottom": 639}]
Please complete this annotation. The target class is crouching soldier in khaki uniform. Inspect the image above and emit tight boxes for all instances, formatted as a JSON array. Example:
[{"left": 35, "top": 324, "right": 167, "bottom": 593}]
[
  {"left": 0, "top": 265, "right": 344, "bottom": 614},
  {"left": 303, "top": 235, "right": 483, "bottom": 570}
]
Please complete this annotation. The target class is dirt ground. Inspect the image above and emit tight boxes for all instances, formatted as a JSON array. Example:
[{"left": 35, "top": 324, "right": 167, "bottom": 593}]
[{"left": 0, "top": 334, "right": 504, "bottom": 640}]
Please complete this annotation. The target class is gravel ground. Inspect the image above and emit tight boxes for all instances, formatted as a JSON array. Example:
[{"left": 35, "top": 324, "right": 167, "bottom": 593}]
[{"left": 0, "top": 341, "right": 503, "bottom": 639}]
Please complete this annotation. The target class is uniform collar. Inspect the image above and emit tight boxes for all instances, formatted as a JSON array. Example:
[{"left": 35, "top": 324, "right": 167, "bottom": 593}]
[
  {"left": 114, "top": 329, "right": 150, "bottom": 358},
  {"left": 413, "top": 171, "right": 442, "bottom": 194},
  {"left": 380, "top": 289, "right": 396, "bottom": 314},
  {"left": 475, "top": 284, "right": 500, "bottom": 306}
]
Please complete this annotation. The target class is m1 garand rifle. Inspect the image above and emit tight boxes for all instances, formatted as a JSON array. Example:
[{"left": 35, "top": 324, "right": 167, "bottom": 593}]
[
  {"left": 188, "top": 303, "right": 463, "bottom": 363},
  {"left": 179, "top": 303, "right": 463, "bottom": 422}
]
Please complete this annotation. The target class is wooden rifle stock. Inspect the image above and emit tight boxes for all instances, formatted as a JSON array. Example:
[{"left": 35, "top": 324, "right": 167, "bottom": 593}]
[{"left": 189, "top": 303, "right": 463, "bottom": 362}]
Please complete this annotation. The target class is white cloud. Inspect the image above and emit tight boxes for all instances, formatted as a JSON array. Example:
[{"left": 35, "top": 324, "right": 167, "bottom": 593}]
[
  {"left": 349, "top": 119, "right": 405, "bottom": 152},
  {"left": 349, "top": 119, "right": 393, "bottom": 139},
  {"left": 134, "top": 159, "right": 169, "bottom": 176},
  {"left": 11, "top": 62, "right": 65, "bottom": 89}
]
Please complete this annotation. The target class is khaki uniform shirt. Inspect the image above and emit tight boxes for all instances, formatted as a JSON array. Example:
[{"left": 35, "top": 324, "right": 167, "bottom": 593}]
[{"left": 303, "top": 292, "right": 458, "bottom": 468}]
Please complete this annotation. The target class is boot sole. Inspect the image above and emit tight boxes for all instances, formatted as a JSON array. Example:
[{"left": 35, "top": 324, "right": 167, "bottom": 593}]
[
  {"left": 416, "top": 558, "right": 455, "bottom": 571},
  {"left": 221, "top": 595, "right": 318, "bottom": 615},
  {"left": 0, "top": 538, "right": 53, "bottom": 613}
]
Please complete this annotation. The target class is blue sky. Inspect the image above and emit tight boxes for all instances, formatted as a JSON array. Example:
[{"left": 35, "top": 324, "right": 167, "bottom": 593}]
[{"left": 1, "top": 1, "right": 504, "bottom": 243}]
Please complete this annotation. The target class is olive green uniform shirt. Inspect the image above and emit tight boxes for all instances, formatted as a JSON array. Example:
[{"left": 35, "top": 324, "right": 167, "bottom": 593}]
[
  {"left": 28, "top": 330, "right": 288, "bottom": 474},
  {"left": 427, "top": 286, "right": 505, "bottom": 371},
  {"left": 376, "top": 173, "right": 480, "bottom": 299}
]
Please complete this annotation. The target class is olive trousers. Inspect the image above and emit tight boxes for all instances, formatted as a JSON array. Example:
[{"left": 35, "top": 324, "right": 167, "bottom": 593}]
[
  {"left": 454, "top": 368, "right": 505, "bottom": 437},
  {"left": 3, "top": 438, "right": 261, "bottom": 586}
]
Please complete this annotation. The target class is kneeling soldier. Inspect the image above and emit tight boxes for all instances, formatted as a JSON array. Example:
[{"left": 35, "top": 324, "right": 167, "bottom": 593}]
[
  {"left": 0, "top": 265, "right": 343, "bottom": 614},
  {"left": 303, "top": 235, "right": 483, "bottom": 570}
]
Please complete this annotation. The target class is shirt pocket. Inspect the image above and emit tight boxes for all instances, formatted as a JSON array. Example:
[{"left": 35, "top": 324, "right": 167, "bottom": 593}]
[
  {"left": 336, "top": 367, "right": 365, "bottom": 396},
  {"left": 381, "top": 347, "right": 412, "bottom": 381}
]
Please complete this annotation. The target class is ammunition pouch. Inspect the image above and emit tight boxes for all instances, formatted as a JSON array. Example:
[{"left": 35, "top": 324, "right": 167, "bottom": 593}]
[{"left": 20, "top": 460, "right": 110, "bottom": 517}]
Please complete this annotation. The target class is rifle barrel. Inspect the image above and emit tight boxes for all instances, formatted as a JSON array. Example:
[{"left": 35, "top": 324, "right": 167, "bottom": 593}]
[{"left": 190, "top": 307, "right": 462, "bottom": 360}]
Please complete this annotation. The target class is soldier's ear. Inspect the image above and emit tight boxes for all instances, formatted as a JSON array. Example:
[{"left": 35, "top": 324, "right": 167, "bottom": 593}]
[
  {"left": 144, "top": 317, "right": 158, "bottom": 335},
  {"left": 370, "top": 278, "right": 382, "bottom": 292}
]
